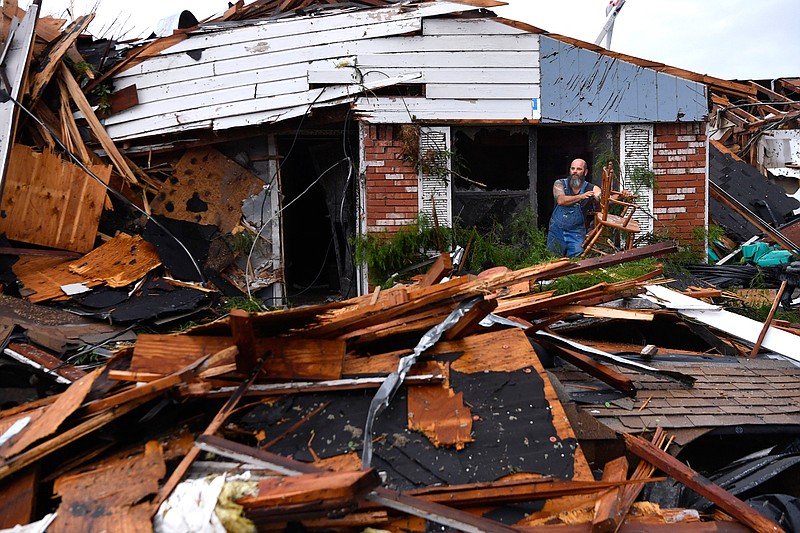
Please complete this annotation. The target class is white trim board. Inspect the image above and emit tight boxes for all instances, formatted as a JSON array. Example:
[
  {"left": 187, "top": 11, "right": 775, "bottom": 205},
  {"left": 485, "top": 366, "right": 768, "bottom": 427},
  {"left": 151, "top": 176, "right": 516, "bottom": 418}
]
[{"left": 642, "top": 285, "right": 800, "bottom": 363}]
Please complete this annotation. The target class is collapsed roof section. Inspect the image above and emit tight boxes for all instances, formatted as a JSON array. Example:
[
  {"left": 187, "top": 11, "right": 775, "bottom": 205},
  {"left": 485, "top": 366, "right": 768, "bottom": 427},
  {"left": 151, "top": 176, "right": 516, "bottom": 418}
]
[{"left": 710, "top": 78, "right": 800, "bottom": 186}]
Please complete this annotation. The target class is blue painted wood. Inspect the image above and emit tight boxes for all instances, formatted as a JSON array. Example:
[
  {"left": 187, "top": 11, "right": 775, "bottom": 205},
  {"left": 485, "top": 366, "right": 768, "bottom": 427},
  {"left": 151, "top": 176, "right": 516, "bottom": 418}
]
[{"left": 540, "top": 36, "right": 707, "bottom": 123}]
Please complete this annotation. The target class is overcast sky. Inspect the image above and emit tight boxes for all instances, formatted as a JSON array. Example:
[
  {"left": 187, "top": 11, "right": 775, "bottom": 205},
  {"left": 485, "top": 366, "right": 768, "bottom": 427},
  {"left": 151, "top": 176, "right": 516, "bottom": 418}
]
[{"left": 23, "top": 0, "right": 800, "bottom": 80}]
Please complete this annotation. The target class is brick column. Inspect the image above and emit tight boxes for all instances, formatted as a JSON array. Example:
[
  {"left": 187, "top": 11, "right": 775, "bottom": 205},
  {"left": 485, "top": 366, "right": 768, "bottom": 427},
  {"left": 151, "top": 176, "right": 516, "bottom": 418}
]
[
  {"left": 652, "top": 123, "right": 707, "bottom": 245},
  {"left": 363, "top": 124, "right": 419, "bottom": 235}
]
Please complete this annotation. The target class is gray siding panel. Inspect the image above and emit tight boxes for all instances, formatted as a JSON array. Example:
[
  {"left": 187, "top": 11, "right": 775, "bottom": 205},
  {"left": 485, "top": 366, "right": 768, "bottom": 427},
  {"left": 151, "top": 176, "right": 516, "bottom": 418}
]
[{"left": 540, "top": 36, "right": 707, "bottom": 124}]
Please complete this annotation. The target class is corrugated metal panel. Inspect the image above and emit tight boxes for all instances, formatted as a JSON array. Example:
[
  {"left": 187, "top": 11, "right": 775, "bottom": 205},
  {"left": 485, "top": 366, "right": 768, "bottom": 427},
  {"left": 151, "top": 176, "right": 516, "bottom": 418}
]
[
  {"left": 418, "top": 126, "right": 452, "bottom": 227},
  {"left": 620, "top": 124, "right": 654, "bottom": 236},
  {"left": 539, "top": 36, "right": 707, "bottom": 124}
]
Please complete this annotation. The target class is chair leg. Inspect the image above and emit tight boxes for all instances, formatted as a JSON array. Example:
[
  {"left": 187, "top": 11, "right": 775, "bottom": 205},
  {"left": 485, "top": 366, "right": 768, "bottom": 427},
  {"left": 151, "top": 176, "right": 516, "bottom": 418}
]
[
  {"left": 582, "top": 226, "right": 605, "bottom": 257},
  {"left": 625, "top": 232, "right": 634, "bottom": 250}
]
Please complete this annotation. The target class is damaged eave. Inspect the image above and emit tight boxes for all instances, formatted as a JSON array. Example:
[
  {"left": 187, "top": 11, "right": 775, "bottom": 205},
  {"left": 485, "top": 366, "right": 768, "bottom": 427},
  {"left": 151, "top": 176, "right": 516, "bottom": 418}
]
[{"left": 100, "top": 1, "right": 492, "bottom": 140}]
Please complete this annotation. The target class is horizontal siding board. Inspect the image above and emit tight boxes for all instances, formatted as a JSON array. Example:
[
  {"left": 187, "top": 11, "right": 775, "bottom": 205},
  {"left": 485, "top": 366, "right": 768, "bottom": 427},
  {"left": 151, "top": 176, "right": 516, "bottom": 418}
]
[
  {"left": 358, "top": 50, "right": 538, "bottom": 69},
  {"left": 422, "top": 18, "right": 527, "bottom": 35},
  {"left": 426, "top": 83, "right": 540, "bottom": 100},
  {"left": 354, "top": 96, "right": 538, "bottom": 123},
  {"left": 308, "top": 67, "right": 541, "bottom": 87},
  {"left": 362, "top": 67, "right": 540, "bottom": 85},
  {"left": 114, "top": 63, "right": 216, "bottom": 92},
  {"left": 133, "top": 66, "right": 317, "bottom": 103},
  {"left": 362, "top": 34, "right": 539, "bottom": 53},
  {"left": 104, "top": 84, "right": 259, "bottom": 126}
]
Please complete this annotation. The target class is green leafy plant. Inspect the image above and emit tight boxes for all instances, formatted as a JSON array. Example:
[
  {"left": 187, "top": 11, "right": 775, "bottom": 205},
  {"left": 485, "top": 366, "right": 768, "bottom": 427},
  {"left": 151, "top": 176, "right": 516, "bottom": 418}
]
[{"left": 92, "top": 83, "right": 113, "bottom": 114}]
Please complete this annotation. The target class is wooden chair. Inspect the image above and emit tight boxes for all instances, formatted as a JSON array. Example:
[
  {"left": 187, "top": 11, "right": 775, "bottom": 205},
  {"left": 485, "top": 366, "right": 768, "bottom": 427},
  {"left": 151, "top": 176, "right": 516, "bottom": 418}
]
[{"left": 581, "top": 161, "right": 641, "bottom": 257}]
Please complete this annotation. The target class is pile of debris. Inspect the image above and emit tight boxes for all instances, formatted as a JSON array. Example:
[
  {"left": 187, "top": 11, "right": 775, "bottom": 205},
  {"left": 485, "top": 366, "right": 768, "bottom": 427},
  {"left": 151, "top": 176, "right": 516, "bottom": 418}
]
[
  {"left": 2, "top": 2, "right": 800, "bottom": 533},
  {"left": 2, "top": 240, "right": 800, "bottom": 532}
]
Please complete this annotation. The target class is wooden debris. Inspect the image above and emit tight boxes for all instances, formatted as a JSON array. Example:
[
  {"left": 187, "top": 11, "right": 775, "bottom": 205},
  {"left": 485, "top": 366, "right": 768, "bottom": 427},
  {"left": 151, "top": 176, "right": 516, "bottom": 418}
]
[
  {"left": 539, "top": 340, "right": 637, "bottom": 397},
  {"left": 418, "top": 251, "right": 453, "bottom": 288},
  {"left": 4, "top": 342, "right": 86, "bottom": 384},
  {"left": 624, "top": 432, "right": 786, "bottom": 533},
  {"left": 407, "top": 375, "right": 474, "bottom": 450},
  {"left": 750, "top": 279, "right": 788, "bottom": 356},
  {"left": 131, "top": 334, "right": 345, "bottom": 380},
  {"left": 149, "top": 147, "right": 264, "bottom": 233},
  {"left": 0, "top": 369, "right": 100, "bottom": 461},
  {"left": 591, "top": 455, "right": 629, "bottom": 532},
  {"left": 0, "top": 144, "right": 111, "bottom": 253},
  {"left": 27, "top": 14, "right": 93, "bottom": 105},
  {"left": 238, "top": 469, "right": 381, "bottom": 519},
  {"left": 68, "top": 233, "right": 161, "bottom": 287},
  {"left": 0, "top": 466, "right": 38, "bottom": 529},
  {"left": 51, "top": 441, "right": 165, "bottom": 533},
  {"left": 58, "top": 62, "right": 141, "bottom": 186}
]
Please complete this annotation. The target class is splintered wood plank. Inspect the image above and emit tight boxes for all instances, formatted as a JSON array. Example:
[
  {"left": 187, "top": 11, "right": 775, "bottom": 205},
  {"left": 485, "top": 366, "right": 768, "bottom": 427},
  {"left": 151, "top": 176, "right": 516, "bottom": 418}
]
[
  {"left": 68, "top": 233, "right": 161, "bottom": 287},
  {"left": 130, "top": 334, "right": 345, "bottom": 380},
  {"left": 149, "top": 147, "right": 264, "bottom": 233},
  {"left": 0, "top": 145, "right": 111, "bottom": 253},
  {"left": 624, "top": 433, "right": 786, "bottom": 533},
  {"left": 0, "top": 369, "right": 100, "bottom": 460},
  {"left": 0, "top": 394, "right": 155, "bottom": 482},
  {"left": 59, "top": 63, "right": 140, "bottom": 186},
  {"left": 238, "top": 469, "right": 381, "bottom": 510},
  {"left": 418, "top": 252, "right": 452, "bottom": 288},
  {"left": 442, "top": 296, "right": 497, "bottom": 340},
  {"left": 5, "top": 342, "right": 87, "bottom": 383},
  {"left": 50, "top": 441, "right": 165, "bottom": 533},
  {"left": 407, "top": 377, "right": 474, "bottom": 450},
  {"left": 27, "top": 14, "right": 93, "bottom": 103},
  {"left": 592, "top": 455, "right": 629, "bottom": 533}
]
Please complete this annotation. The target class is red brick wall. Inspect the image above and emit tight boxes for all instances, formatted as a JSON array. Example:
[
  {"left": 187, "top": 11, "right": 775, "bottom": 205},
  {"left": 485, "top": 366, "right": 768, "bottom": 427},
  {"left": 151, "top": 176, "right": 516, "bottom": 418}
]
[
  {"left": 363, "top": 124, "right": 419, "bottom": 234},
  {"left": 652, "top": 122, "right": 707, "bottom": 244}
]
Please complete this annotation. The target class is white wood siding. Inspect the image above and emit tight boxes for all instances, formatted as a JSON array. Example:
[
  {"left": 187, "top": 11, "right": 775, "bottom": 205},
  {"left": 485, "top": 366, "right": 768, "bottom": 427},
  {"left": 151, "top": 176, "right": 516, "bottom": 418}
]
[
  {"left": 105, "top": 5, "right": 542, "bottom": 141},
  {"left": 620, "top": 124, "right": 654, "bottom": 236}
]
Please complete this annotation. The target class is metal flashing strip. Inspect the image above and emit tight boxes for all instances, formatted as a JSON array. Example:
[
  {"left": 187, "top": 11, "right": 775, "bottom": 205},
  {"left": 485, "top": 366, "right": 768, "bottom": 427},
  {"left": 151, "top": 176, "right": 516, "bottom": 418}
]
[{"left": 361, "top": 295, "right": 482, "bottom": 468}]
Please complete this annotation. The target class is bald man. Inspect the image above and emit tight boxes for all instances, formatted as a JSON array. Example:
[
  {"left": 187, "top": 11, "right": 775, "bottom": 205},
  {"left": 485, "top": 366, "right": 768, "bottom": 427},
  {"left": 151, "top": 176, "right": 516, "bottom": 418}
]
[{"left": 546, "top": 158, "right": 601, "bottom": 257}]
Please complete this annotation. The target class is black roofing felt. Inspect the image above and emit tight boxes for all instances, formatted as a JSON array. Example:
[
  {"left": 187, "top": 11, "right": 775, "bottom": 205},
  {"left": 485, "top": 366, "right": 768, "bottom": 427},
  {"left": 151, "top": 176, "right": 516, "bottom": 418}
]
[
  {"left": 710, "top": 144, "right": 800, "bottom": 242},
  {"left": 237, "top": 366, "right": 577, "bottom": 491}
]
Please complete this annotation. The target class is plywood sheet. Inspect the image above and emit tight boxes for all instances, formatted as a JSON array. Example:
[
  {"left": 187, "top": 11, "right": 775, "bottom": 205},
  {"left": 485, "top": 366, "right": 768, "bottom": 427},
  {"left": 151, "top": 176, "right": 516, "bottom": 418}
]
[
  {"left": 149, "top": 147, "right": 264, "bottom": 233},
  {"left": 13, "top": 256, "right": 95, "bottom": 303},
  {"left": 0, "top": 145, "right": 111, "bottom": 253},
  {"left": 68, "top": 233, "right": 161, "bottom": 287}
]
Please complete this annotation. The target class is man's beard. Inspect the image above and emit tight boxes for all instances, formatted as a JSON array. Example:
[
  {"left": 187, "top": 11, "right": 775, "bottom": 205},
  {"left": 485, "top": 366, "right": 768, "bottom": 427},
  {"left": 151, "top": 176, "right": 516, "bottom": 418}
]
[{"left": 569, "top": 176, "right": 584, "bottom": 189}]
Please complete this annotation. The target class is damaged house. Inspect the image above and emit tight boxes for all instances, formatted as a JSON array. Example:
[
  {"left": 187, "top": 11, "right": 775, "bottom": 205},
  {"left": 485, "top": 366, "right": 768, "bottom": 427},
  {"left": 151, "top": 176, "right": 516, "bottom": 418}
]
[
  {"left": 87, "top": 0, "right": 746, "bottom": 301},
  {"left": 5, "top": 2, "right": 800, "bottom": 532}
]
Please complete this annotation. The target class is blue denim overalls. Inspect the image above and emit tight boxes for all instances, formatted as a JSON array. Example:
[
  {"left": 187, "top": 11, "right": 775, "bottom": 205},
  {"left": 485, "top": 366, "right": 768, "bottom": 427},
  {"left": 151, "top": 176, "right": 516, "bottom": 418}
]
[{"left": 546, "top": 178, "right": 593, "bottom": 257}]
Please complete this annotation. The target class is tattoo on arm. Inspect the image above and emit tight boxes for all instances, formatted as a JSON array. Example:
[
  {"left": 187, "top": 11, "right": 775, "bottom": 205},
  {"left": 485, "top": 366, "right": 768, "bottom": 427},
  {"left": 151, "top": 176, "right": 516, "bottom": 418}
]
[{"left": 553, "top": 180, "right": 565, "bottom": 200}]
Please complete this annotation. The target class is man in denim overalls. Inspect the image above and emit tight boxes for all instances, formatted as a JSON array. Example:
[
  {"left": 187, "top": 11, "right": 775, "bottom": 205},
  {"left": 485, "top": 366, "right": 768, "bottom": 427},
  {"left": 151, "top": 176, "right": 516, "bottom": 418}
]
[{"left": 546, "top": 159, "right": 601, "bottom": 257}]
